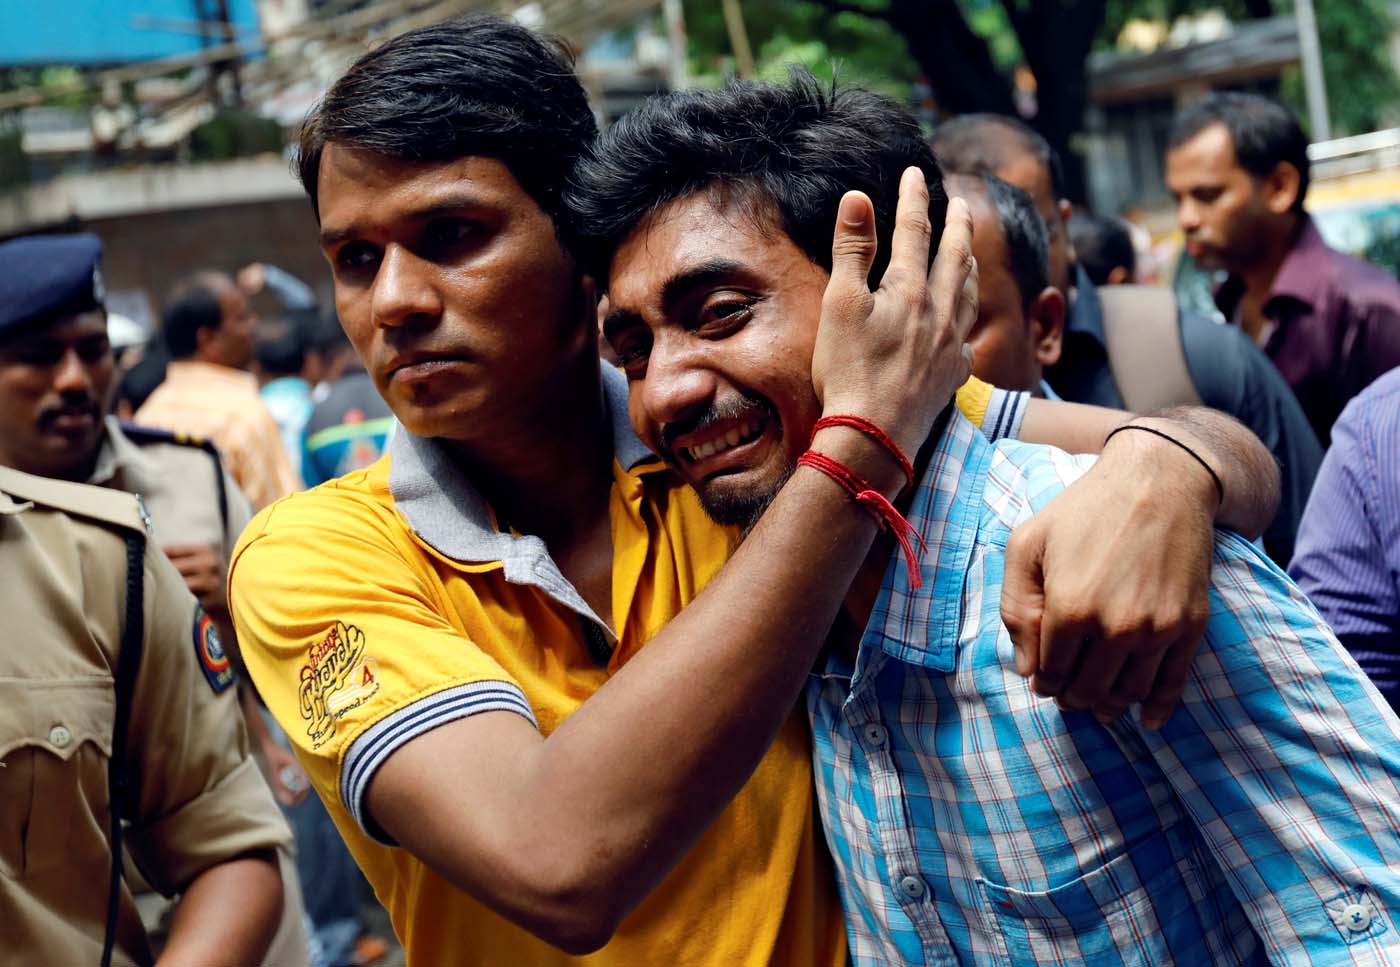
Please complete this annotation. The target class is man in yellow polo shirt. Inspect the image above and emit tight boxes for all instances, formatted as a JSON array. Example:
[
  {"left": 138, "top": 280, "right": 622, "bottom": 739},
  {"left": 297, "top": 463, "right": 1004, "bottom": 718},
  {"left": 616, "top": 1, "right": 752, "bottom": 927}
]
[{"left": 229, "top": 16, "right": 1282, "bottom": 965}]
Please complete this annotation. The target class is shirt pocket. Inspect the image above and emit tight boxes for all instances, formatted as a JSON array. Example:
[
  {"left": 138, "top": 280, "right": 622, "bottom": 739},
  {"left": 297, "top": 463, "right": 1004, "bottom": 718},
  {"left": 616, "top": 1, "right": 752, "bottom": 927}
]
[
  {"left": 0, "top": 678, "right": 114, "bottom": 878},
  {"left": 974, "top": 823, "right": 1207, "bottom": 966}
]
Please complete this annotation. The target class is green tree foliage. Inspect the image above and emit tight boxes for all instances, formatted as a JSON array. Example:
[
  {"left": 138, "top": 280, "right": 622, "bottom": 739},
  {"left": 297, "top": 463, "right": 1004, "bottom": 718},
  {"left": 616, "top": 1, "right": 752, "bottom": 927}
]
[
  {"left": 680, "top": 0, "right": 1400, "bottom": 200},
  {"left": 1281, "top": 0, "right": 1400, "bottom": 136},
  {"left": 682, "top": 0, "right": 919, "bottom": 98}
]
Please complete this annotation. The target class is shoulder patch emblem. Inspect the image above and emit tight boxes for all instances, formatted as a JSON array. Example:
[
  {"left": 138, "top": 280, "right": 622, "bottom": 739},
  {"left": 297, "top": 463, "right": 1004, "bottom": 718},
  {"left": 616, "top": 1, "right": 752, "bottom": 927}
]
[
  {"left": 299, "top": 621, "right": 380, "bottom": 748},
  {"left": 193, "top": 607, "right": 235, "bottom": 693}
]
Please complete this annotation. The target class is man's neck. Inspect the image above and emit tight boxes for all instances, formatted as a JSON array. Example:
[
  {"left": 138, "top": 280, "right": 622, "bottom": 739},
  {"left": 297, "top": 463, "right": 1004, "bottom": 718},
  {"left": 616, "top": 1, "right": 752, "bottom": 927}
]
[
  {"left": 445, "top": 360, "right": 615, "bottom": 552},
  {"left": 1233, "top": 214, "right": 1302, "bottom": 337}
]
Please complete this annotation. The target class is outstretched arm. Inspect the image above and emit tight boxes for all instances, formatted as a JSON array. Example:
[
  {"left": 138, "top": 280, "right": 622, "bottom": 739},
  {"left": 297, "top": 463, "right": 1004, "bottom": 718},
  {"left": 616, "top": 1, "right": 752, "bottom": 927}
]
[
  {"left": 1004, "top": 398, "right": 1281, "bottom": 728},
  {"left": 1018, "top": 398, "right": 1279, "bottom": 537}
]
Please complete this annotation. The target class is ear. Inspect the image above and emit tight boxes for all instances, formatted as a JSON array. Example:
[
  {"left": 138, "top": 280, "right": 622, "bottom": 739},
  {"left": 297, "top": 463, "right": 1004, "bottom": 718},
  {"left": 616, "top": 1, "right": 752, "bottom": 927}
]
[
  {"left": 1058, "top": 199, "right": 1077, "bottom": 261},
  {"left": 1106, "top": 265, "right": 1131, "bottom": 286},
  {"left": 1263, "top": 161, "right": 1302, "bottom": 215},
  {"left": 193, "top": 322, "right": 219, "bottom": 356},
  {"left": 1030, "top": 285, "right": 1066, "bottom": 366}
]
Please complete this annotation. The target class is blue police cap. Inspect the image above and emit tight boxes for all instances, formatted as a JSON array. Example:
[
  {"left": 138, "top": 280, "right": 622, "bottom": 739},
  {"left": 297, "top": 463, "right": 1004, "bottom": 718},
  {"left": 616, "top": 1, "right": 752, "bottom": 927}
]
[{"left": 0, "top": 233, "right": 105, "bottom": 337}]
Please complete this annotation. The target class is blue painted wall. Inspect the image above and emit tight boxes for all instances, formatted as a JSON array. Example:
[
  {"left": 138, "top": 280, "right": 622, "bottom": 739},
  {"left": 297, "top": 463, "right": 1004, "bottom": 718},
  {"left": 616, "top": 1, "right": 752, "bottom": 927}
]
[{"left": 0, "top": 1, "right": 261, "bottom": 67}]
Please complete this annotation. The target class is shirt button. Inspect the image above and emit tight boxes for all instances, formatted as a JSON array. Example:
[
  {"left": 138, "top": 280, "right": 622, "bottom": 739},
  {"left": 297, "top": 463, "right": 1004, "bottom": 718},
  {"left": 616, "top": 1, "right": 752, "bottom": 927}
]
[
  {"left": 898, "top": 874, "right": 926, "bottom": 900},
  {"left": 863, "top": 724, "right": 888, "bottom": 748},
  {"left": 48, "top": 725, "right": 72, "bottom": 749},
  {"left": 1342, "top": 903, "right": 1372, "bottom": 932}
]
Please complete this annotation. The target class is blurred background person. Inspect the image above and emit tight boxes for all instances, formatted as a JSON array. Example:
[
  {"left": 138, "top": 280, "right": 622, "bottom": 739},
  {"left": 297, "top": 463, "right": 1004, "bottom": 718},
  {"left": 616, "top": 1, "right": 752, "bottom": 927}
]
[
  {"left": 254, "top": 314, "right": 316, "bottom": 482},
  {"left": 1290, "top": 368, "right": 1400, "bottom": 715},
  {"left": 134, "top": 270, "right": 301, "bottom": 509},
  {"left": 1069, "top": 210, "right": 1138, "bottom": 286},
  {"left": 1167, "top": 92, "right": 1400, "bottom": 445},
  {"left": 944, "top": 171, "right": 1065, "bottom": 398},
  {"left": 935, "top": 113, "right": 1322, "bottom": 564},
  {"left": 301, "top": 318, "right": 394, "bottom": 489}
]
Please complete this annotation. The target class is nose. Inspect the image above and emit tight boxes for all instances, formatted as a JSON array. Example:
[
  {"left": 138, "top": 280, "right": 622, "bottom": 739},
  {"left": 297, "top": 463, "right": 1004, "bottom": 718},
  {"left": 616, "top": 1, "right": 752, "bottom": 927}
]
[
  {"left": 371, "top": 244, "right": 443, "bottom": 328},
  {"left": 1177, "top": 198, "right": 1200, "bottom": 233},
  {"left": 52, "top": 348, "right": 94, "bottom": 395},
  {"left": 638, "top": 332, "right": 719, "bottom": 438}
]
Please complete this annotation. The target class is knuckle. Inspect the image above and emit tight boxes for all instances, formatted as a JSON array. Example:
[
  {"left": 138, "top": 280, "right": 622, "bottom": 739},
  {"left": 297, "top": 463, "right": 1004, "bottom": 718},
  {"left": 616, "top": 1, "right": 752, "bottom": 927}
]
[
  {"left": 1119, "top": 680, "right": 1153, "bottom": 703},
  {"left": 900, "top": 209, "right": 933, "bottom": 241},
  {"left": 832, "top": 234, "right": 874, "bottom": 260}
]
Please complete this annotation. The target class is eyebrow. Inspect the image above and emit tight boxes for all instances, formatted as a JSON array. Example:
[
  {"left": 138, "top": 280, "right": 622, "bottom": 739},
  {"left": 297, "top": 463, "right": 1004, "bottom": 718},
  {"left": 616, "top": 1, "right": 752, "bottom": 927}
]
[
  {"left": 602, "top": 259, "right": 750, "bottom": 344},
  {"left": 318, "top": 192, "right": 493, "bottom": 248}
]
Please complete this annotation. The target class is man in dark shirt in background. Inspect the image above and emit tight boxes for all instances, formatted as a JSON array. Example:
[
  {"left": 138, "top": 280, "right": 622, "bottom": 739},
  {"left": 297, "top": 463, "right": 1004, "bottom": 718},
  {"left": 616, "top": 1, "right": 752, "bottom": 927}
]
[
  {"left": 1167, "top": 91, "right": 1400, "bottom": 444},
  {"left": 934, "top": 114, "right": 1321, "bottom": 564}
]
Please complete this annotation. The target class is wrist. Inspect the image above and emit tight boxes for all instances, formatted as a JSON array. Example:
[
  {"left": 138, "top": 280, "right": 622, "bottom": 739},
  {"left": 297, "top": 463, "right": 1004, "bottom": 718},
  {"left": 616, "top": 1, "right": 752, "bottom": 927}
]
[
  {"left": 809, "top": 423, "right": 908, "bottom": 499},
  {"left": 1103, "top": 420, "right": 1222, "bottom": 517}
]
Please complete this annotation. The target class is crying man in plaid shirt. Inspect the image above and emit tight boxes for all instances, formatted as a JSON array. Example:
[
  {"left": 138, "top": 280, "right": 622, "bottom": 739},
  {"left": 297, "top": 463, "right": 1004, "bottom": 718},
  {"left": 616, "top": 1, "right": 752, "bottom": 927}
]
[{"left": 570, "top": 77, "right": 1400, "bottom": 966}]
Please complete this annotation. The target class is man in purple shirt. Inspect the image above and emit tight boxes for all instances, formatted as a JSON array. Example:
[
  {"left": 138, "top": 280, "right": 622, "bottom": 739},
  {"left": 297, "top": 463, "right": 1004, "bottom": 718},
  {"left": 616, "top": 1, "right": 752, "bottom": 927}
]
[
  {"left": 1291, "top": 367, "right": 1400, "bottom": 712},
  {"left": 1166, "top": 91, "right": 1400, "bottom": 444}
]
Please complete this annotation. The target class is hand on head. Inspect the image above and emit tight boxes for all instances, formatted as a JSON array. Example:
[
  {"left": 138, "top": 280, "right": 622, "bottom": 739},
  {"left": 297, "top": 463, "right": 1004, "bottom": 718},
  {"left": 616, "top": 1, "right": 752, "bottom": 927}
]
[{"left": 811, "top": 168, "right": 978, "bottom": 458}]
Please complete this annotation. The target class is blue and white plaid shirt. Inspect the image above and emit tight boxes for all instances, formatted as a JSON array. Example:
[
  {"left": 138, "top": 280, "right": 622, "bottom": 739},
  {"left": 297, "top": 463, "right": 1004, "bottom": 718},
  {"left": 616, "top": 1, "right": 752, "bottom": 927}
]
[{"left": 809, "top": 413, "right": 1400, "bottom": 966}]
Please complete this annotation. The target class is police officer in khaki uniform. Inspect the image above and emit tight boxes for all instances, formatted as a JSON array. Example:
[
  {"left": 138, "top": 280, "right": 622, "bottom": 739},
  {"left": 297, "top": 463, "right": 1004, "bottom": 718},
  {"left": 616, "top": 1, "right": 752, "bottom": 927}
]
[
  {"left": 0, "top": 464, "right": 288, "bottom": 966},
  {"left": 0, "top": 233, "right": 312, "bottom": 966}
]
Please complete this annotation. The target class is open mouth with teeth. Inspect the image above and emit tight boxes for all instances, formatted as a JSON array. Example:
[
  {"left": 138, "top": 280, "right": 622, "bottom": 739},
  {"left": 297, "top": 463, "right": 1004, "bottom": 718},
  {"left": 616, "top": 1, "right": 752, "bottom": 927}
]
[{"left": 679, "top": 415, "right": 767, "bottom": 469}]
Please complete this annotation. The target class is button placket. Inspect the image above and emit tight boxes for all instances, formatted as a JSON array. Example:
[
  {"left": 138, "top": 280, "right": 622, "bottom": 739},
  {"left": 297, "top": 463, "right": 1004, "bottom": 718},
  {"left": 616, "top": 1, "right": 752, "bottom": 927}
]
[{"left": 840, "top": 661, "right": 951, "bottom": 951}]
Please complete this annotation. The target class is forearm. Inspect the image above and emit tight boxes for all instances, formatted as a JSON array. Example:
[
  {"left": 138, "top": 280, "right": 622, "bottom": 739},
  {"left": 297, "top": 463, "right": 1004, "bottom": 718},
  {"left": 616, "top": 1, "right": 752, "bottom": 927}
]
[
  {"left": 388, "top": 429, "right": 902, "bottom": 948},
  {"left": 155, "top": 850, "right": 281, "bottom": 967},
  {"left": 1124, "top": 407, "right": 1279, "bottom": 538},
  {"left": 1019, "top": 398, "right": 1279, "bottom": 537}
]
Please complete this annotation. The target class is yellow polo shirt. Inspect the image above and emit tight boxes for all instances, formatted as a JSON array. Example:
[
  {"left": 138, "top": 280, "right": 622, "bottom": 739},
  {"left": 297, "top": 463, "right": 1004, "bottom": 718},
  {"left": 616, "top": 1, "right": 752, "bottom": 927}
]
[{"left": 228, "top": 371, "right": 1008, "bottom": 965}]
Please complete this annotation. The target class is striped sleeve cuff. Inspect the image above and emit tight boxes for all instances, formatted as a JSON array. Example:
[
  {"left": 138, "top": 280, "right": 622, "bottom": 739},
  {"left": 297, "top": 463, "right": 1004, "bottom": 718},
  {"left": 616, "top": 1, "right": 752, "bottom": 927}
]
[
  {"left": 340, "top": 680, "right": 538, "bottom": 844},
  {"left": 982, "top": 387, "right": 1029, "bottom": 442}
]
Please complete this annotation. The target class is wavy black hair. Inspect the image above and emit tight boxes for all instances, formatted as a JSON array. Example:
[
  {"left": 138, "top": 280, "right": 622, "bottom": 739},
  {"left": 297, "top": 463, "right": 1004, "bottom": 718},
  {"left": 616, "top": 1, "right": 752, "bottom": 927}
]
[
  {"left": 565, "top": 72, "right": 946, "bottom": 287},
  {"left": 294, "top": 15, "right": 597, "bottom": 230}
]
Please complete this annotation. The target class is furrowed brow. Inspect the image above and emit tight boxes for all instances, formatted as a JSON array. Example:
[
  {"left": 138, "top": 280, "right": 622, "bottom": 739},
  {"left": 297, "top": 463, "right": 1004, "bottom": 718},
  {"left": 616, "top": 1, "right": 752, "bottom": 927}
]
[{"left": 659, "top": 259, "right": 748, "bottom": 316}]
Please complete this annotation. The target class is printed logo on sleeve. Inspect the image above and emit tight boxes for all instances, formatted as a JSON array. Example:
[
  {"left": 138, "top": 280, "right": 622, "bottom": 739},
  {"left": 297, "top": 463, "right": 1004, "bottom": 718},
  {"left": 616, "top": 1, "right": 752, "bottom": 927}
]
[
  {"left": 193, "top": 606, "right": 235, "bottom": 693},
  {"left": 300, "top": 621, "right": 380, "bottom": 747}
]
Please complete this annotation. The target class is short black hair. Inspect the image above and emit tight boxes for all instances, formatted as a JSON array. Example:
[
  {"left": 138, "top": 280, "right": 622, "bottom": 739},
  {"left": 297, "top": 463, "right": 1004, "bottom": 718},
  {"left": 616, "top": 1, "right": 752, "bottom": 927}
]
[
  {"left": 932, "top": 113, "right": 1066, "bottom": 199},
  {"left": 161, "top": 272, "right": 227, "bottom": 360},
  {"left": 255, "top": 318, "right": 306, "bottom": 377},
  {"left": 1168, "top": 92, "right": 1310, "bottom": 212},
  {"left": 295, "top": 15, "right": 597, "bottom": 229},
  {"left": 1068, "top": 211, "right": 1136, "bottom": 286},
  {"left": 115, "top": 348, "right": 168, "bottom": 414},
  {"left": 565, "top": 72, "right": 946, "bottom": 287},
  {"left": 982, "top": 175, "right": 1050, "bottom": 311}
]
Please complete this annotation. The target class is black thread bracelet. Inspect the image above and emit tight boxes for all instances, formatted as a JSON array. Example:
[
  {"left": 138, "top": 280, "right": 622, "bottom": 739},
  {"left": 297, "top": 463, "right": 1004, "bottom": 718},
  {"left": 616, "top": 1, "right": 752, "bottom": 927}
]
[{"left": 1103, "top": 423, "right": 1225, "bottom": 507}]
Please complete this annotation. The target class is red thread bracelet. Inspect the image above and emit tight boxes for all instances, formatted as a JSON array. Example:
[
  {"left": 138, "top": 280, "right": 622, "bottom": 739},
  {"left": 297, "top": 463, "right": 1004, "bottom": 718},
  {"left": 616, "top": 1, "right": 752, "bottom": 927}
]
[
  {"left": 812, "top": 415, "right": 914, "bottom": 486},
  {"left": 797, "top": 450, "right": 928, "bottom": 590}
]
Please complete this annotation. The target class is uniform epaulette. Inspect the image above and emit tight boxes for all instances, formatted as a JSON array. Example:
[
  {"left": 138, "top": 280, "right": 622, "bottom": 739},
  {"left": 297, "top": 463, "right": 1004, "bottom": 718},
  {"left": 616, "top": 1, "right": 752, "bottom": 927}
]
[
  {"left": 119, "top": 421, "right": 214, "bottom": 452},
  {"left": 117, "top": 422, "right": 230, "bottom": 536},
  {"left": 0, "top": 464, "right": 148, "bottom": 535}
]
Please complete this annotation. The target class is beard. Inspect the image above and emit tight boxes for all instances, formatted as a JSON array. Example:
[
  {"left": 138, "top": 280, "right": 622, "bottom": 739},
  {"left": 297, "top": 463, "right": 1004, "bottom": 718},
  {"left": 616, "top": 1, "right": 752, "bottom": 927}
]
[
  {"left": 658, "top": 390, "right": 789, "bottom": 532},
  {"left": 698, "top": 461, "right": 794, "bottom": 533}
]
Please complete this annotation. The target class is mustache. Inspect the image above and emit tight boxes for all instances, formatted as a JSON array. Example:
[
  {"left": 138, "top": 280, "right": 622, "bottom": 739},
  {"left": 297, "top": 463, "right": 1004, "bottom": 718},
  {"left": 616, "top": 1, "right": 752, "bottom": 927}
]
[
  {"left": 657, "top": 392, "right": 776, "bottom": 457},
  {"left": 37, "top": 396, "right": 99, "bottom": 428}
]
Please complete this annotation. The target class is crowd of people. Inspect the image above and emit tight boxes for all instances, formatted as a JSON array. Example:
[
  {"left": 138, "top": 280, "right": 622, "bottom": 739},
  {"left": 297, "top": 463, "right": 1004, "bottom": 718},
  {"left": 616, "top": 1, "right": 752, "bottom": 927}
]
[{"left": 3, "top": 12, "right": 1400, "bottom": 967}]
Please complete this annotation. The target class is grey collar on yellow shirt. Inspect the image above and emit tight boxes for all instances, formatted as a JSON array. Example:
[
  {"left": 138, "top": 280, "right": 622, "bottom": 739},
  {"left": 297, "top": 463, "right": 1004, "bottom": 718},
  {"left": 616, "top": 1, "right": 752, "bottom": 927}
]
[{"left": 388, "top": 363, "right": 655, "bottom": 643}]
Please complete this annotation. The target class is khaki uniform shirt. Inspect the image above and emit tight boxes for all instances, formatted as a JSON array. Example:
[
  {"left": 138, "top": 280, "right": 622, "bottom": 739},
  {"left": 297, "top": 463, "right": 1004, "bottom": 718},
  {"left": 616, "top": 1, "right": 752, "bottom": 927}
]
[
  {"left": 89, "top": 417, "right": 252, "bottom": 561},
  {"left": 0, "top": 466, "right": 289, "bottom": 967},
  {"left": 86, "top": 419, "right": 309, "bottom": 967}
]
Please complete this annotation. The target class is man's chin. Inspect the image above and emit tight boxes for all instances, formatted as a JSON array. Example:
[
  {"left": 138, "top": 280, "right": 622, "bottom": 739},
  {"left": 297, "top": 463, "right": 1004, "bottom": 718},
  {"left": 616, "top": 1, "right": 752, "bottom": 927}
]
[{"left": 696, "top": 469, "right": 790, "bottom": 533}]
